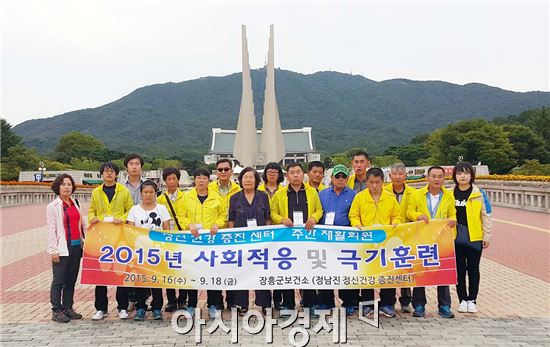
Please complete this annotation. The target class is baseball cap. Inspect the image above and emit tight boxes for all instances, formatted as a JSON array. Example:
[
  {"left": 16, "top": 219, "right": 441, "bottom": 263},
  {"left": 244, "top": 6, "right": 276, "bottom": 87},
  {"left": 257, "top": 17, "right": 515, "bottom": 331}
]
[{"left": 331, "top": 165, "right": 349, "bottom": 177}]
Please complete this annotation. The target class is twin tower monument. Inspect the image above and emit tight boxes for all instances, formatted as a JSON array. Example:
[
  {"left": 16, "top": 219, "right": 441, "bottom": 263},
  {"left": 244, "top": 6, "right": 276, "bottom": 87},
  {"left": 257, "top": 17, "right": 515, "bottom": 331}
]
[{"left": 233, "top": 24, "right": 285, "bottom": 168}]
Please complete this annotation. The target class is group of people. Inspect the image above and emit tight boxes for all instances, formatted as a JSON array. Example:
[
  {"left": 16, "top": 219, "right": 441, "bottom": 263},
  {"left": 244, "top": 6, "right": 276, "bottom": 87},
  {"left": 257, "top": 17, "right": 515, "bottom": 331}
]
[{"left": 46, "top": 151, "right": 492, "bottom": 323}]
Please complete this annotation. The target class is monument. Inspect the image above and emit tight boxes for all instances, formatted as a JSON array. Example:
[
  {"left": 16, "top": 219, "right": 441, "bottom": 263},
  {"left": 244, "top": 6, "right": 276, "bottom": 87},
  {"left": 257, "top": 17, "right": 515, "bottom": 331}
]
[{"left": 205, "top": 25, "right": 320, "bottom": 168}]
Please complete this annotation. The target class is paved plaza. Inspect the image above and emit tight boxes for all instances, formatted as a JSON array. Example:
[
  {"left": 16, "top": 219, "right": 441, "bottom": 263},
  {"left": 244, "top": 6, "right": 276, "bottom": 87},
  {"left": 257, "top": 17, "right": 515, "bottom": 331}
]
[{"left": 1, "top": 205, "right": 549, "bottom": 346}]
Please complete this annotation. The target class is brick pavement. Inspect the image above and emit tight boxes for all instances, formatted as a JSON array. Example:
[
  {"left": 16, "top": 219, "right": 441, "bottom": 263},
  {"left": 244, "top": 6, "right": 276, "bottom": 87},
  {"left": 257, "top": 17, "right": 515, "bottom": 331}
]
[{"left": 1, "top": 205, "right": 549, "bottom": 346}]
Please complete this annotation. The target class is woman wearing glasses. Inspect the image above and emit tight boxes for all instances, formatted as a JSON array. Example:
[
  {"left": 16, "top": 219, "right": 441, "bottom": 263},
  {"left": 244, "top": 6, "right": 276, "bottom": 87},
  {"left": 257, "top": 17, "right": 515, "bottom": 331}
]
[{"left": 258, "top": 162, "right": 285, "bottom": 201}]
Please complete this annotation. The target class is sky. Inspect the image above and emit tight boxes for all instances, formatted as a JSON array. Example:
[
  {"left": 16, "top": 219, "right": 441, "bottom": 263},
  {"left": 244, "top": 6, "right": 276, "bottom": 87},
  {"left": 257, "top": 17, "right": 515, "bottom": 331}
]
[{"left": 1, "top": 0, "right": 549, "bottom": 126}]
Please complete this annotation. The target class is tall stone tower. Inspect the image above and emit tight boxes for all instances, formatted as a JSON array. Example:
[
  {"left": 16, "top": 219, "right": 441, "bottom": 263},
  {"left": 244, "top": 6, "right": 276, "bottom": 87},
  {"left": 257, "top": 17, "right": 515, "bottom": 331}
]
[
  {"left": 233, "top": 25, "right": 285, "bottom": 167},
  {"left": 259, "top": 24, "right": 286, "bottom": 165},
  {"left": 232, "top": 25, "right": 258, "bottom": 167}
]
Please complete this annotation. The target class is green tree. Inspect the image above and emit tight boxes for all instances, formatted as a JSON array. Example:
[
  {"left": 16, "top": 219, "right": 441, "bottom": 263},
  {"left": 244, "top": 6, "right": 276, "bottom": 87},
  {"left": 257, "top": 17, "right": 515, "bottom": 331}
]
[
  {"left": 511, "top": 160, "right": 550, "bottom": 176},
  {"left": 70, "top": 157, "right": 101, "bottom": 171},
  {"left": 425, "top": 119, "right": 517, "bottom": 174},
  {"left": 43, "top": 160, "right": 71, "bottom": 171},
  {"left": 503, "top": 124, "right": 549, "bottom": 164},
  {"left": 55, "top": 132, "right": 106, "bottom": 163},
  {"left": 383, "top": 144, "right": 429, "bottom": 166},
  {"left": 372, "top": 155, "right": 401, "bottom": 168},
  {"left": 0, "top": 145, "right": 42, "bottom": 181},
  {"left": 1, "top": 119, "right": 22, "bottom": 157},
  {"left": 494, "top": 107, "right": 550, "bottom": 152},
  {"left": 151, "top": 159, "right": 182, "bottom": 170}
]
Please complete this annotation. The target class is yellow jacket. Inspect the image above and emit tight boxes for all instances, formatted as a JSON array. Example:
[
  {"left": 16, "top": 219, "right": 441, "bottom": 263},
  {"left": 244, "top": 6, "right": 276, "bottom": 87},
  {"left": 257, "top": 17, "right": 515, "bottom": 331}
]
[
  {"left": 179, "top": 188, "right": 226, "bottom": 230},
  {"left": 157, "top": 189, "right": 186, "bottom": 230},
  {"left": 270, "top": 184, "right": 324, "bottom": 224},
  {"left": 349, "top": 189, "right": 402, "bottom": 227},
  {"left": 305, "top": 182, "right": 327, "bottom": 192},
  {"left": 208, "top": 180, "right": 241, "bottom": 200},
  {"left": 455, "top": 184, "right": 492, "bottom": 242},
  {"left": 384, "top": 183, "right": 416, "bottom": 223},
  {"left": 407, "top": 185, "right": 457, "bottom": 222},
  {"left": 88, "top": 183, "right": 134, "bottom": 223},
  {"left": 346, "top": 174, "right": 367, "bottom": 191},
  {"left": 258, "top": 182, "right": 281, "bottom": 202}
]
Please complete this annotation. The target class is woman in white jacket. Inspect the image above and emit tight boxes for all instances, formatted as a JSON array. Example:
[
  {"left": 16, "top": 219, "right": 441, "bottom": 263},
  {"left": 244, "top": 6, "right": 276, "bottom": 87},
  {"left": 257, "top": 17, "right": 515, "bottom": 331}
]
[{"left": 46, "top": 174, "right": 86, "bottom": 323}]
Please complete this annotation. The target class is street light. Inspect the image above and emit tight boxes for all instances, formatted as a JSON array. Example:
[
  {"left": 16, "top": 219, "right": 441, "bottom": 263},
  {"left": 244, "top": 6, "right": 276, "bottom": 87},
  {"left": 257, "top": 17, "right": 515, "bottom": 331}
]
[{"left": 37, "top": 161, "right": 46, "bottom": 182}]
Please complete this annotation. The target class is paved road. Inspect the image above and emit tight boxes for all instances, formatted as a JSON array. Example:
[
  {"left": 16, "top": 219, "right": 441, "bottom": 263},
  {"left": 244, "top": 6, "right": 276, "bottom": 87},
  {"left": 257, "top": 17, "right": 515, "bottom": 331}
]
[{"left": 1, "top": 204, "right": 549, "bottom": 346}]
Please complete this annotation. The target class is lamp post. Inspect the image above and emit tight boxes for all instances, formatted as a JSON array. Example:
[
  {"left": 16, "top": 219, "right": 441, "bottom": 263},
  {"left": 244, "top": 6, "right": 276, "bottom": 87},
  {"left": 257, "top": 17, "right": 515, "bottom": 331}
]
[{"left": 37, "top": 161, "right": 46, "bottom": 182}]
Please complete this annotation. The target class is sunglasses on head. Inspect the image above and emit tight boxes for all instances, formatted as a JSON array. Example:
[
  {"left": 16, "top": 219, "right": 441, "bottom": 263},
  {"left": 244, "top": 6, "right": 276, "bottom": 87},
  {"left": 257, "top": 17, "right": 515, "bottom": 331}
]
[{"left": 217, "top": 167, "right": 231, "bottom": 172}]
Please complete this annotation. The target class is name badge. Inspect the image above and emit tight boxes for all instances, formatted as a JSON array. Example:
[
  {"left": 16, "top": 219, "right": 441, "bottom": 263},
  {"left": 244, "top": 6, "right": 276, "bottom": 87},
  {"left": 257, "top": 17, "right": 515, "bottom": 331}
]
[
  {"left": 325, "top": 212, "right": 336, "bottom": 226},
  {"left": 293, "top": 211, "right": 304, "bottom": 226},
  {"left": 195, "top": 224, "right": 203, "bottom": 230},
  {"left": 103, "top": 215, "right": 114, "bottom": 223},
  {"left": 246, "top": 218, "right": 258, "bottom": 228}
]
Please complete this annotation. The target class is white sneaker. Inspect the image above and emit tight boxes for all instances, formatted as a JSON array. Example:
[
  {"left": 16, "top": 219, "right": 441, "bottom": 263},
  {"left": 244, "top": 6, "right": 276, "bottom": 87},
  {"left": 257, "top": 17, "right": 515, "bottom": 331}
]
[
  {"left": 119, "top": 309, "right": 129, "bottom": 320},
  {"left": 92, "top": 310, "right": 106, "bottom": 320},
  {"left": 467, "top": 300, "right": 477, "bottom": 313},
  {"left": 458, "top": 300, "right": 468, "bottom": 313}
]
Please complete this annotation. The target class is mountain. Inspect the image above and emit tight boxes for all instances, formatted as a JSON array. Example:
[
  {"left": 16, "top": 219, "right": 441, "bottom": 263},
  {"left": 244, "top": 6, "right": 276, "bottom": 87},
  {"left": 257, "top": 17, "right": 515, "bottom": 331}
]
[{"left": 13, "top": 69, "right": 550, "bottom": 158}]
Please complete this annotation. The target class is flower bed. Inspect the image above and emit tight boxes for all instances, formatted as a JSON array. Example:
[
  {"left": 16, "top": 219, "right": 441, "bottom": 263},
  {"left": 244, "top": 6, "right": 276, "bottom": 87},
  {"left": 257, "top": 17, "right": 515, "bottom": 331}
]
[
  {"left": 406, "top": 175, "right": 550, "bottom": 184},
  {"left": 0, "top": 181, "right": 96, "bottom": 189}
]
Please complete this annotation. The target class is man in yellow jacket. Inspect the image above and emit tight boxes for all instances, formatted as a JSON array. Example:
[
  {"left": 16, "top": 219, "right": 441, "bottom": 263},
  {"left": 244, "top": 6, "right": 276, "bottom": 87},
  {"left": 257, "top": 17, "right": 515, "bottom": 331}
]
[
  {"left": 306, "top": 161, "right": 327, "bottom": 192},
  {"left": 346, "top": 150, "right": 371, "bottom": 192},
  {"left": 349, "top": 167, "right": 401, "bottom": 318},
  {"left": 205, "top": 159, "right": 240, "bottom": 310},
  {"left": 384, "top": 162, "right": 417, "bottom": 313},
  {"left": 208, "top": 158, "right": 241, "bottom": 211},
  {"left": 406, "top": 165, "right": 457, "bottom": 319},
  {"left": 88, "top": 162, "right": 134, "bottom": 321},
  {"left": 179, "top": 167, "right": 226, "bottom": 319},
  {"left": 271, "top": 162, "right": 323, "bottom": 314},
  {"left": 156, "top": 168, "right": 190, "bottom": 314}
]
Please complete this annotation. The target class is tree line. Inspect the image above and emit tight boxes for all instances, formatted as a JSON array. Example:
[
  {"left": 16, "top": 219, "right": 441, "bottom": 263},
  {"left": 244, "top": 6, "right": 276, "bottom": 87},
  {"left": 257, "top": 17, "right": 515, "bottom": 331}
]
[
  {"left": 324, "top": 107, "right": 549, "bottom": 175},
  {"left": 1, "top": 120, "right": 204, "bottom": 181},
  {"left": 2, "top": 107, "right": 549, "bottom": 181}
]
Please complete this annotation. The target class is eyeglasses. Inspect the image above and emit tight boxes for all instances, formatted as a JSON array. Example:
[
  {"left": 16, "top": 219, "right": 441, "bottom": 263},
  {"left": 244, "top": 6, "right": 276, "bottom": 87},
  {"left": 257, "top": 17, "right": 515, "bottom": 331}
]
[
  {"left": 266, "top": 170, "right": 279, "bottom": 175},
  {"left": 217, "top": 167, "right": 231, "bottom": 172}
]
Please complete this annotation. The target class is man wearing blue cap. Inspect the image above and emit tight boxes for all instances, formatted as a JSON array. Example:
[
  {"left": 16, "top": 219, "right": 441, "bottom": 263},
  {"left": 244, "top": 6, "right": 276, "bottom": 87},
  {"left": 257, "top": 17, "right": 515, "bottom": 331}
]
[{"left": 318, "top": 165, "right": 357, "bottom": 315}]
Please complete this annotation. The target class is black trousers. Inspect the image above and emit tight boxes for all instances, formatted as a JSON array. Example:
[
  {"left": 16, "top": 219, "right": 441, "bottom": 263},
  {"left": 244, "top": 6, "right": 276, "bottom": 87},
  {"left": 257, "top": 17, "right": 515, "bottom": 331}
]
[
  {"left": 50, "top": 246, "right": 82, "bottom": 312},
  {"left": 225, "top": 290, "right": 236, "bottom": 307},
  {"left": 94, "top": 286, "right": 130, "bottom": 311},
  {"left": 207, "top": 290, "right": 224, "bottom": 309},
  {"left": 167, "top": 289, "right": 198, "bottom": 307},
  {"left": 255, "top": 290, "right": 272, "bottom": 308},
  {"left": 273, "top": 289, "right": 295, "bottom": 309},
  {"left": 136, "top": 287, "right": 163, "bottom": 311},
  {"left": 412, "top": 286, "right": 451, "bottom": 307},
  {"left": 302, "top": 290, "right": 335, "bottom": 308},
  {"left": 339, "top": 289, "right": 360, "bottom": 308},
  {"left": 399, "top": 288, "right": 412, "bottom": 306},
  {"left": 273, "top": 289, "right": 282, "bottom": 308},
  {"left": 455, "top": 244, "right": 483, "bottom": 302},
  {"left": 166, "top": 289, "right": 184, "bottom": 305},
  {"left": 361, "top": 288, "right": 396, "bottom": 307},
  {"left": 227, "top": 290, "right": 249, "bottom": 308}
]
